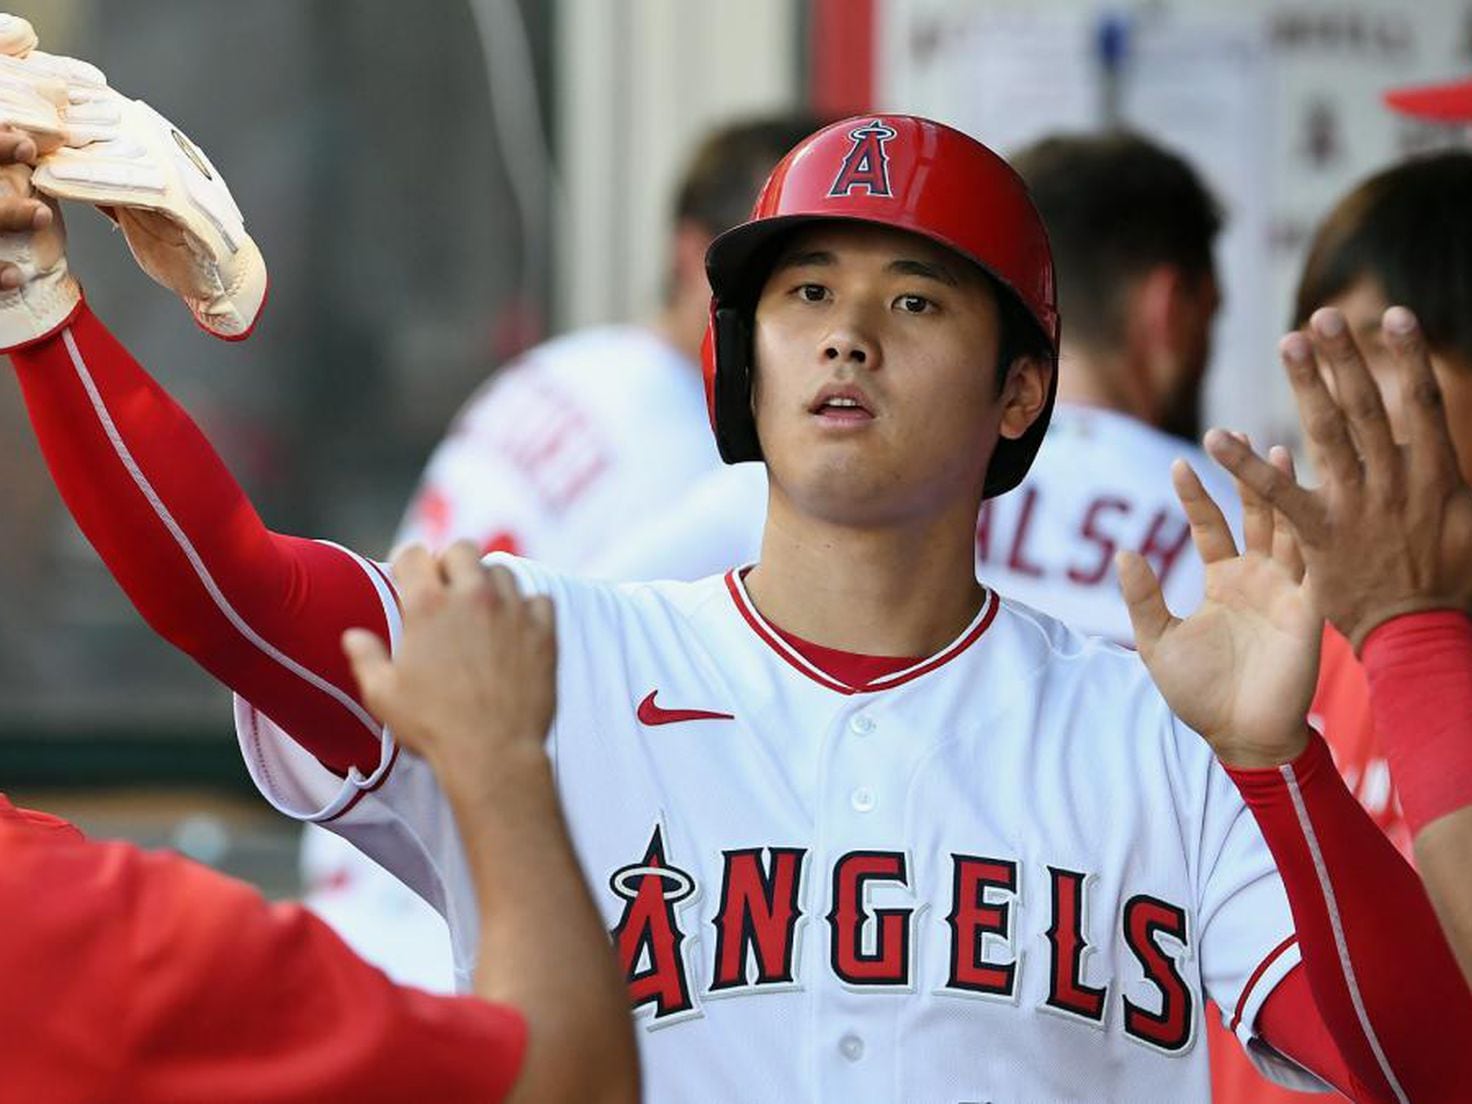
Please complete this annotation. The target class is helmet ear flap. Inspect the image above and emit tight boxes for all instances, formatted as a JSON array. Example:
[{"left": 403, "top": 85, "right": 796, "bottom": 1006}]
[{"left": 712, "top": 305, "right": 764, "bottom": 463}]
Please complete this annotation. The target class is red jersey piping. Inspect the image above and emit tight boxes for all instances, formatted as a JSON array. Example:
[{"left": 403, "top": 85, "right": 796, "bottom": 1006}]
[{"left": 723, "top": 569, "right": 1000, "bottom": 694}]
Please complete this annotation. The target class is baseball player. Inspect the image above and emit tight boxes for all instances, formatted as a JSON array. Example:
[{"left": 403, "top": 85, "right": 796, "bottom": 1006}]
[
  {"left": 0, "top": 536, "right": 638, "bottom": 1103},
  {"left": 2, "top": 69, "right": 1469, "bottom": 1103},
  {"left": 304, "top": 115, "right": 821, "bottom": 991}
]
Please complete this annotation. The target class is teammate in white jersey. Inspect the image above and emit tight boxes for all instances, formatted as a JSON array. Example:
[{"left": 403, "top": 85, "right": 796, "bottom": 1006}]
[
  {"left": 591, "top": 134, "right": 1238, "bottom": 645},
  {"left": 304, "top": 116, "right": 820, "bottom": 988},
  {"left": 6, "top": 110, "right": 1471, "bottom": 1101}
]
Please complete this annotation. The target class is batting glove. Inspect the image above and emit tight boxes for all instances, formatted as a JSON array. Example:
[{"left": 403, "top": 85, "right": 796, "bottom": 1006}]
[{"left": 0, "top": 15, "right": 267, "bottom": 341}]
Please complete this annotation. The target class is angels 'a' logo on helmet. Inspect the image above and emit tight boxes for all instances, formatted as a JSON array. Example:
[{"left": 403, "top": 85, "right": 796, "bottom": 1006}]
[{"left": 828, "top": 120, "right": 898, "bottom": 198}]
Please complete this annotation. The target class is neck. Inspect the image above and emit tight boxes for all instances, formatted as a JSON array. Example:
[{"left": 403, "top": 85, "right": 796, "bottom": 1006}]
[
  {"left": 1054, "top": 344, "right": 1154, "bottom": 423},
  {"left": 744, "top": 488, "right": 986, "bottom": 656}
]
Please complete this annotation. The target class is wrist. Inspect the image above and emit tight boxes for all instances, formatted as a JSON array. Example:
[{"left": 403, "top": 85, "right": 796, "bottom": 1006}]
[
  {"left": 437, "top": 742, "right": 555, "bottom": 820},
  {"left": 1348, "top": 598, "right": 1465, "bottom": 654},
  {"left": 1208, "top": 724, "right": 1312, "bottom": 770}
]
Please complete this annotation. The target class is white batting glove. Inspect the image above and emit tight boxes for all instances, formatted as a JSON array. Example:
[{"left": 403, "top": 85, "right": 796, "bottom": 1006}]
[
  {"left": 31, "top": 57, "right": 267, "bottom": 340},
  {"left": 0, "top": 14, "right": 267, "bottom": 341},
  {"left": 0, "top": 161, "right": 76, "bottom": 351},
  {"left": 0, "top": 18, "right": 76, "bottom": 351}
]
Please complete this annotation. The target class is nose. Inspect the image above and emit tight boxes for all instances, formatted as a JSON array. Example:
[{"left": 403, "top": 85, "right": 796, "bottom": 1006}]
[
  {"left": 824, "top": 340, "right": 867, "bottom": 365},
  {"left": 821, "top": 313, "right": 879, "bottom": 370}
]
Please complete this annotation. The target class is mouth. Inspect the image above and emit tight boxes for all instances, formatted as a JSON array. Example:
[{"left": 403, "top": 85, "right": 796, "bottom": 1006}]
[{"left": 808, "top": 384, "right": 875, "bottom": 424}]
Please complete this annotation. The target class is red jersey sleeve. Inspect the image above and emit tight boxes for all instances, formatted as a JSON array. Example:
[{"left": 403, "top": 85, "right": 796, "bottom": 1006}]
[
  {"left": 8, "top": 303, "right": 387, "bottom": 776},
  {"left": 0, "top": 800, "right": 524, "bottom": 1104}
]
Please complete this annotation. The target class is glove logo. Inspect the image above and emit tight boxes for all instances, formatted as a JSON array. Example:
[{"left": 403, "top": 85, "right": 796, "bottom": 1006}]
[
  {"left": 828, "top": 120, "right": 897, "bottom": 198},
  {"left": 170, "top": 128, "right": 213, "bottom": 181}
]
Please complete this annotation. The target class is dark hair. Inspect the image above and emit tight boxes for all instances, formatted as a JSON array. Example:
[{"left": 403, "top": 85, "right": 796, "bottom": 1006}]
[
  {"left": 1011, "top": 131, "right": 1222, "bottom": 352},
  {"left": 673, "top": 115, "right": 827, "bottom": 236},
  {"left": 1294, "top": 152, "right": 1472, "bottom": 363}
]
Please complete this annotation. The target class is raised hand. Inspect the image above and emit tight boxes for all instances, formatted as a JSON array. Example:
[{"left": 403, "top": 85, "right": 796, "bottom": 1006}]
[
  {"left": 1206, "top": 307, "right": 1472, "bottom": 650},
  {"left": 1118, "top": 458, "right": 1319, "bottom": 768},
  {"left": 342, "top": 541, "right": 557, "bottom": 805}
]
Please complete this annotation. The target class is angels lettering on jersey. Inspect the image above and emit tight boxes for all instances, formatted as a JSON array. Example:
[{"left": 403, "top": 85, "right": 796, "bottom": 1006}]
[{"left": 609, "top": 824, "right": 1193, "bottom": 1054}]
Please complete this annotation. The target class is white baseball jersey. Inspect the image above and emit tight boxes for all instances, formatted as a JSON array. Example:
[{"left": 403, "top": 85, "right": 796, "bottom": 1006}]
[
  {"left": 302, "top": 322, "right": 723, "bottom": 991},
  {"left": 242, "top": 556, "right": 1309, "bottom": 1102},
  {"left": 589, "top": 404, "right": 1242, "bottom": 647}
]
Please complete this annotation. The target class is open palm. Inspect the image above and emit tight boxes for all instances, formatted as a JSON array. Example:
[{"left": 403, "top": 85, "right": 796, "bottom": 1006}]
[{"left": 1119, "top": 460, "right": 1319, "bottom": 768}]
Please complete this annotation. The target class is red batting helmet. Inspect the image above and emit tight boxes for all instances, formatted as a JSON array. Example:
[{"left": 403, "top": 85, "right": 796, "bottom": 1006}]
[{"left": 701, "top": 113, "right": 1060, "bottom": 499}]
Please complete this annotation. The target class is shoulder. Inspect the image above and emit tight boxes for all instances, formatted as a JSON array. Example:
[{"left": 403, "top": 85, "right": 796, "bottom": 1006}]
[
  {"left": 484, "top": 552, "right": 732, "bottom": 623},
  {"left": 988, "top": 596, "right": 1204, "bottom": 748}
]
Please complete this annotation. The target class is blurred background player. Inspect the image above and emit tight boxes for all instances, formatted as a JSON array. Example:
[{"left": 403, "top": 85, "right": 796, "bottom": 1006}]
[
  {"left": 302, "top": 114, "right": 821, "bottom": 991},
  {"left": 1, "top": 529, "right": 637, "bottom": 1103}
]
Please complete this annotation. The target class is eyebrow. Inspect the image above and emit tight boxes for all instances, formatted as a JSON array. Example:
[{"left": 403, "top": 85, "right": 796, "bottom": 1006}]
[{"left": 771, "top": 250, "right": 960, "bottom": 287}]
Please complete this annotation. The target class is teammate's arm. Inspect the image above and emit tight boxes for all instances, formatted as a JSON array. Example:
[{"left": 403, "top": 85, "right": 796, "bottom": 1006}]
[
  {"left": 1116, "top": 323, "right": 1472, "bottom": 1098},
  {"left": 0, "top": 127, "right": 387, "bottom": 777},
  {"left": 1208, "top": 306, "right": 1472, "bottom": 987},
  {"left": 342, "top": 543, "right": 638, "bottom": 1104}
]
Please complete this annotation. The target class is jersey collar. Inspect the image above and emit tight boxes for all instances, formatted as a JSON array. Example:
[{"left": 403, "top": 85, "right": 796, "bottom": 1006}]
[{"left": 723, "top": 568, "right": 1000, "bottom": 695}]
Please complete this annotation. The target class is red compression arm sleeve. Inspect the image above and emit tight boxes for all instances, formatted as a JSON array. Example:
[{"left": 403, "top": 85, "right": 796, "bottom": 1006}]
[
  {"left": 1227, "top": 734, "right": 1472, "bottom": 1102},
  {"left": 8, "top": 303, "right": 385, "bottom": 775},
  {"left": 1361, "top": 610, "right": 1472, "bottom": 835}
]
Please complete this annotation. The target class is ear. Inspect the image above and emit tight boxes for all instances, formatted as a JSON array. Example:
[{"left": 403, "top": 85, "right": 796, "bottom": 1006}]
[{"left": 997, "top": 354, "right": 1053, "bottom": 441}]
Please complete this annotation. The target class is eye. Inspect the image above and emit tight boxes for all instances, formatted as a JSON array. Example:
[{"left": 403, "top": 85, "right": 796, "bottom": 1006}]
[
  {"left": 895, "top": 293, "right": 934, "bottom": 314},
  {"left": 795, "top": 283, "right": 829, "bottom": 303}
]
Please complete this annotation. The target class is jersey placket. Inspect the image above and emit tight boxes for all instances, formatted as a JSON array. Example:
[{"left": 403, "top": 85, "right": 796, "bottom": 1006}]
[{"left": 811, "top": 695, "right": 914, "bottom": 1100}]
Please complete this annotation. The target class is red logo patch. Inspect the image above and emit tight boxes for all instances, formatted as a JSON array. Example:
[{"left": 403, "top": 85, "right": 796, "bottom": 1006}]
[{"left": 828, "top": 119, "right": 898, "bottom": 198}]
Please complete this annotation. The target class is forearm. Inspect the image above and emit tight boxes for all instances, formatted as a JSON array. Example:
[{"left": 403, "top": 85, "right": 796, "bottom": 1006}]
[
  {"left": 1362, "top": 610, "right": 1472, "bottom": 987},
  {"left": 9, "top": 303, "right": 384, "bottom": 774},
  {"left": 1227, "top": 733, "right": 1472, "bottom": 1101},
  {"left": 451, "top": 753, "right": 638, "bottom": 1104}
]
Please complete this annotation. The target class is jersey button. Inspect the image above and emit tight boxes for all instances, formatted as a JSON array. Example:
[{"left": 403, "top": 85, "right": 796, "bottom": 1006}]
[
  {"left": 850, "top": 786, "right": 876, "bottom": 813},
  {"left": 849, "top": 714, "right": 875, "bottom": 735},
  {"left": 839, "top": 1033, "right": 865, "bottom": 1061}
]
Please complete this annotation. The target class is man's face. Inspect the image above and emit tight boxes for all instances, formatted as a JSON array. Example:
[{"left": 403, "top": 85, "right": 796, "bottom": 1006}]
[
  {"left": 1156, "top": 268, "right": 1220, "bottom": 443},
  {"left": 1325, "top": 276, "right": 1472, "bottom": 486},
  {"left": 750, "top": 222, "right": 1049, "bottom": 527}
]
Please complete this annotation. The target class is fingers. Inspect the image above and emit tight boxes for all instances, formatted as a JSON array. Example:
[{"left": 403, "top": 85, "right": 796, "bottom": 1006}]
[
  {"left": 1308, "top": 308, "right": 1398, "bottom": 482},
  {"left": 1172, "top": 458, "right": 1239, "bottom": 565},
  {"left": 0, "top": 125, "right": 38, "bottom": 166},
  {"left": 1116, "top": 550, "right": 1176, "bottom": 655},
  {"left": 390, "top": 543, "right": 439, "bottom": 609},
  {"left": 1228, "top": 432, "right": 1275, "bottom": 557},
  {"left": 1280, "top": 329, "right": 1361, "bottom": 490},
  {"left": 0, "top": 196, "right": 48, "bottom": 231},
  {"left": 1383, "top": 306, "right": 1461, "bottom": 489},
  {"left": 440, "top": 539, "right": 487, "bottom": 593},
  {"left": 1268, "top": 446, "right": 1307, "bottom": 582},
  {"left": 1204, "top": 429, "right": 1322, "bottom": 539},
  {"left": 342, "top": 626, "right": 393, "bottom": 714}
]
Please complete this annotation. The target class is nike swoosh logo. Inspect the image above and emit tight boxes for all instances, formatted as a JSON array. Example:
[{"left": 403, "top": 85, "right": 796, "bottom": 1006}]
[{"left": 636, "top": 690, "right": 734, "bottom": 726}]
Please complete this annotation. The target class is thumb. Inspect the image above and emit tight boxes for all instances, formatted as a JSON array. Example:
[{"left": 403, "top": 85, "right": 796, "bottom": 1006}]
[
  {"left": 1116, "top": 550, "right": 1176, "bottom": 655},
  {"left": 342, "top": 627, "right": 392, "bottom": 714}
]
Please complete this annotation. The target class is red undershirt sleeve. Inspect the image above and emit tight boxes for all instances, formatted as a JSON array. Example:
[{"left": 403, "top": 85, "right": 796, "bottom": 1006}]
[
  {"left": 7, "top": 302, "right": 386, "bottom": 776},
  {"left": 1226, "top": 732, "right": 1472, "bottom": 1103},
  {"left": 1360, "top": 610, "right": 1472, "bottom": 837}
]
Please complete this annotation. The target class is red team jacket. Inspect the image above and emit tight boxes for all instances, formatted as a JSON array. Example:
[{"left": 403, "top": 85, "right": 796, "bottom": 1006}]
[{"left": 0, "top": 795, "right": 525, "bottom": 1103}]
